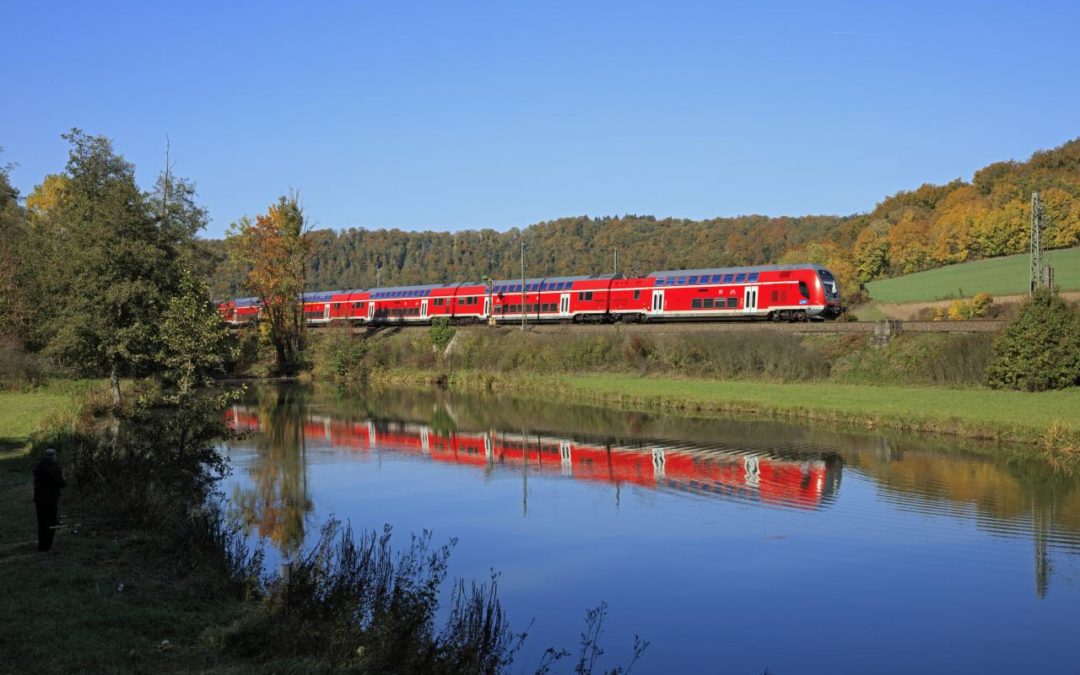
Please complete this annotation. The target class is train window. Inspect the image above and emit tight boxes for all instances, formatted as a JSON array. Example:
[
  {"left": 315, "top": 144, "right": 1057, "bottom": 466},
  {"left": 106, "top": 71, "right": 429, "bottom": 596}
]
[
  {"left": 654, "top": 278, "right": 664, "bottom": 287},
  {"left": 748, "top": 273, "right": 759, "bottom": 282},
  {"left": 735, "top": 273, "right": 746, "bottom": 283},
  {"left": 586, "top": 291, "right": 594, "bottom": 301},
  {"left": 799, "top": 281, "right": 810, "bottom": 299},
  {"left": 703, "top": 298, "right": 714, "bottom": 308},
  {"left": 689, "top": 275, "right": 699, "bottom": 284},
  {"left": 772, "top": 290, "right": 779, "bottom": 301},
  {"left": 677, "top": 277, "right": 687, "bottom": 285},
  {"left": 633, "top": 290, "right": 641, "bottom": 300},
  {"left": 692, "top": 298, "right": 702, "bottom": 309},
  {"left": 726, "top": 297, "right": 738, "bottom": 308},
  {"left": 723, "top": 274, "right": 734, "bottom": 283}
]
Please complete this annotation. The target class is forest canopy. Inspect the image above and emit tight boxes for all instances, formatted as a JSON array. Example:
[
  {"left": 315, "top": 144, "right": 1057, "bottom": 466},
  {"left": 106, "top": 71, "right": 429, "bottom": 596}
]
[{"left": 205, "top": 138, "right": 1080, "bottom": 300}]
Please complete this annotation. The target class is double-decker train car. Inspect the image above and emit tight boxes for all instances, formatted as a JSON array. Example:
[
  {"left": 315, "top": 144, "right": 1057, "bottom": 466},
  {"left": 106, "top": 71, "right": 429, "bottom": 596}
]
[{"left": 218, "top": 263, "right": 842, "bottom": 326}]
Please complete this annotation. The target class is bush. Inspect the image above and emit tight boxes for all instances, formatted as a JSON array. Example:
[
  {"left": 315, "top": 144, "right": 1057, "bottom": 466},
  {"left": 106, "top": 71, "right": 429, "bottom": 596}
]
[
  {"left": 0, "top": 337, "right": 56, "bottom": 389},
  {"left": 313, "top": 327, "right": 369, "bottom": 380},
  {"left": 30, "top": 387, "right": 236, "bottom": 532},
  {"left": 986, "top": 289, "right": 1080, "bottom": 391},
  {"left": 215, "top": 519, "right": 514, "bottom": 674},
  {"left": 945, "top": 292, "right": 994, "bottom": 320},
  {"left": 828, "top": 333, "right": 993, "bottom": 386},
  {"left": 429, "top": 318, "right": 456, "bottom": 352}
]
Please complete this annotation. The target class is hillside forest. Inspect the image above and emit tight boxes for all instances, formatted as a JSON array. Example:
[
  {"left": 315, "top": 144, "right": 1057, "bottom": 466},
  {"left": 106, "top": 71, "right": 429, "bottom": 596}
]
[{"left": 198, "top": 138, "right": 1080, "bottom": 300}]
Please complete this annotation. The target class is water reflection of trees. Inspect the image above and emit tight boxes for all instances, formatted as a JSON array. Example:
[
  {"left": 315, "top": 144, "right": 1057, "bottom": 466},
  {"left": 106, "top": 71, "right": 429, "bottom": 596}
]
[
  {"left": 235, "top": 383, "right": 1080, "bottom": 597},
  {"left": 230, "top": 385, "right": 313, "bottom": 556},
  {"left": 837, "top": 439, "right": 1080, "bottom": 598}
]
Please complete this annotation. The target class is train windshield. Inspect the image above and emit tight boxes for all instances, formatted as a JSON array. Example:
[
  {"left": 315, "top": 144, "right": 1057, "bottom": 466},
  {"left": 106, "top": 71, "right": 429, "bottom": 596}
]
[{"left": 818, "top": 269, "right": 839, "bottom": 296}]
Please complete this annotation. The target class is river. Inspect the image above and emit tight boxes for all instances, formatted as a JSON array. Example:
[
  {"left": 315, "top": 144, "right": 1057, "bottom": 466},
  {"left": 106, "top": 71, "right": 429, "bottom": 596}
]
[{"left": 220, "top": 383, "right": 1080, "bottom": 674}]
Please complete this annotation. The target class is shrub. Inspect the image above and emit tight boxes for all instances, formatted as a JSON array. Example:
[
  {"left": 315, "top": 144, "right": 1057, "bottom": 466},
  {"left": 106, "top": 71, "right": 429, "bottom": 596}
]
[
  {"left": 317, "top": 328, "right": 369, "bottom": 380},
  {"left": 215, "top": 519, "right": 514, "bottom": 673},
  {"left": 429, "top": 318, "right": 456, "bottom": 352},
  {"left": 986, "top": 289, "right": 1080, "bottom": 391},
  {"left": 0, "top": 337, "right": 56, "bottom": 389},
  {"left": 946, "top": 292, "right": 994, "bottom": 320}
]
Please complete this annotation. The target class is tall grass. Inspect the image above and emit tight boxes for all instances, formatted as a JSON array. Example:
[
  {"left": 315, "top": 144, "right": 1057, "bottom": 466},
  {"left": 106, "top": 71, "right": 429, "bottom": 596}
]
[
  {"left": 315, "top": 328, "right": 999, "bottom": 386},
  {"left": 214, "top": 519, "right": 515, "bottom": 673}
]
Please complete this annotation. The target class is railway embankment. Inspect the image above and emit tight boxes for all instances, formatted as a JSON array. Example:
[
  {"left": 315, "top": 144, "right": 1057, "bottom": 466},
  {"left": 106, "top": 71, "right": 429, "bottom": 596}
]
[{"left": 311, "top": 323, "right": 1080, "bottom": 453}]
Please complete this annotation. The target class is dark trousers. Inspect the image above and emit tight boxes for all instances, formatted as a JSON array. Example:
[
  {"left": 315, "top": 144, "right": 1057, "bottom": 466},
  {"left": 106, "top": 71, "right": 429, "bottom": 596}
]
[{"left": 35, "top": 500, "right": 58, "bottom": 551}]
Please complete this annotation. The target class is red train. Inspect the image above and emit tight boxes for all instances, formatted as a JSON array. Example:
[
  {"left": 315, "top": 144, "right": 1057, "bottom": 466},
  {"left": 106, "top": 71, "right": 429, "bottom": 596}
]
[
  {"left": 219, "top": 264, "right": 842, "bottom": 326},
  {"left": 226, "top": 407, "right": 843, "bottom": 509}
]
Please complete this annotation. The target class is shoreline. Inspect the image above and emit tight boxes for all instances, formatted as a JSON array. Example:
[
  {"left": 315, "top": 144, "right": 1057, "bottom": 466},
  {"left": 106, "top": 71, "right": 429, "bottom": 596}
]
[{"left": 363, "top": 368, "right": 1080, "bottom": 453}]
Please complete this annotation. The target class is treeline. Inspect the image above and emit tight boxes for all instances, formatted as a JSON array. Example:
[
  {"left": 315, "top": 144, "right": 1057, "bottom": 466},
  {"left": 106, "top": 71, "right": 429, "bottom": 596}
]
[
  {"left": 205, "top": 213, "right": 848, "bottom": 299},
  {"left": 204, "top": 137, "right": 1080, "bottom": 300}
]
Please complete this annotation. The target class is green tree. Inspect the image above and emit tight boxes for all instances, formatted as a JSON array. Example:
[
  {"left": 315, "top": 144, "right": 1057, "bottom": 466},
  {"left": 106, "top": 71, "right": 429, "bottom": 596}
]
[
  {"left": 158, "top": 270, "right": 237, "bottom": 395},
  {"left": 0, "top": 153, "right": 29, "bottom": 341},
  {"left": 226, "top": 194, "right": 311, "bottom": 375},
  {"left": 30, "top": 130, "right": 189, "bottom": 404},
  {"left": 986, "top": 289, "right": 1080, "bottom": 391}
]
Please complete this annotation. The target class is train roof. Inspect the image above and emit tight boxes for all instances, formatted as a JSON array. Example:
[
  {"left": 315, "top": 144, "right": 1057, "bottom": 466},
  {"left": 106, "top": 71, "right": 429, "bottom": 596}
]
[
  {"left": 301, "top": 290, "right": 341, "bottom": 302},
  {"left": 490, "top": 274, "right": 618, "bottom": 290},
  {"left": 234, "top": 297, "right": 260, "bottom": 307},
  {"left": 647, "top": 264, "right": 831, "bottom": 278}
]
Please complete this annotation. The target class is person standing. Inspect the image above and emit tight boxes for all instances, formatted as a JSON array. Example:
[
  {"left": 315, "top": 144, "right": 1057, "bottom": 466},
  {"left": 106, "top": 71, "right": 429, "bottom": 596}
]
[{"left": 33, "top": 448, "right": 66, "bottom": 552}]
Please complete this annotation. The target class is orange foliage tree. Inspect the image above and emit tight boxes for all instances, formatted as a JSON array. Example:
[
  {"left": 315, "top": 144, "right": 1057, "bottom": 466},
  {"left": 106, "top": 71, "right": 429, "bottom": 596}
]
[{"left": 227, "top": 195, "right": 311, "bottom": 374}]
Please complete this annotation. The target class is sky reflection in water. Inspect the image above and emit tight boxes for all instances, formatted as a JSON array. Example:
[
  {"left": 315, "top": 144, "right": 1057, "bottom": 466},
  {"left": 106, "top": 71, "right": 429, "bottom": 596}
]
[{"left": 221, "top": 385, "right": 1080, "bottom": 675}]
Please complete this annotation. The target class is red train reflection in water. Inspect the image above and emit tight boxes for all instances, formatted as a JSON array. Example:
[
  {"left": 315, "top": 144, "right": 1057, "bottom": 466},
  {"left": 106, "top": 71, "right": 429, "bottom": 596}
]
[{"left": 227, "top": 408, "right": 842, "bottom": 509}]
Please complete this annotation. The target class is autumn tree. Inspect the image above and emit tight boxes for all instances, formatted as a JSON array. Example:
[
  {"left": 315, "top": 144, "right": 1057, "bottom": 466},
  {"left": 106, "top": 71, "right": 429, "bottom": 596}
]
[
  {"left": 853, "top": 221, "right": 890, "bottom": 284},
  {"left": 227, "top": 195, "right": 311, "bottom": 375}
]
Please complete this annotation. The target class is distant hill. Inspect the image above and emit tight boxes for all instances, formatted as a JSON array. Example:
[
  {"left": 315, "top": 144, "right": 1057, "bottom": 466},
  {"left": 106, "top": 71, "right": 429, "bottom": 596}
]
[
  {"left": 208, "top": 137, "right": 1080, "bottom": 300},
  {"left": 866, "top": 246, "right": 1080, "bottom": 303}
]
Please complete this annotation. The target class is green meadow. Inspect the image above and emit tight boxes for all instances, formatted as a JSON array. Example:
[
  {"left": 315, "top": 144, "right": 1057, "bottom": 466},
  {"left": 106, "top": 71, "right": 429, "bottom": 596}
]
[{"left": 866, "top": 246, "right": 1080, "bottom": 303}]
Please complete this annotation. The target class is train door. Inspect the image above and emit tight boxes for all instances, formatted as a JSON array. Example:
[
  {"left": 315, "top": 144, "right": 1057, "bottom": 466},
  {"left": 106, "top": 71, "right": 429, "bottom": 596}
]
[
  {"left": 483, "top": 296, "right": 491, "bottom": 319},
  {"left": 421, "top": 299, "right": 429, "bottom": 320},
  {"left": 323, "top": 305, "right": 330, "bottom": 322},
  {"left": 743, "top": 286, "right": 759, "bottom": 313},
  {"left": 651, "top": 289, "right": 665, "bottom": 315},
  {"left": 559, "top": 293, "right": 571, "bottom": 318},
  {"left": 367, "top": 301, "right": 376, "bottom": 321}
]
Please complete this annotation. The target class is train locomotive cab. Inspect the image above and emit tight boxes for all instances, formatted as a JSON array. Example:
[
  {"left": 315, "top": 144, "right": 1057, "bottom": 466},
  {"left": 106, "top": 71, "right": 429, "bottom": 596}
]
[{"left": 816, "top": 267, "right": 843, "bottom": 318}]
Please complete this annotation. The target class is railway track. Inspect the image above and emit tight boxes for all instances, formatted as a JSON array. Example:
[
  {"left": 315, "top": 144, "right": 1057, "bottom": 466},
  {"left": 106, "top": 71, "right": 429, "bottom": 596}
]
[{"left": 352, "top": 319, "right": 1005, "bottom": 335}]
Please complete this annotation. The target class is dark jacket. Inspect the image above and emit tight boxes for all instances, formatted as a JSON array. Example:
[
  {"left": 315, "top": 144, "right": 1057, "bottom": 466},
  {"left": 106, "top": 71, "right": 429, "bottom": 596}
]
[{"left": 33, "top": 458, "right": 66, "bottom": 504}]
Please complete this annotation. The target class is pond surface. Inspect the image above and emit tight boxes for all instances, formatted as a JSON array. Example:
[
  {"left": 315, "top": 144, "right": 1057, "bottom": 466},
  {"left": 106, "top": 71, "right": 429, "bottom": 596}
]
[{"left": 221, "top": 384, "right": 1080, "bottom": 674}]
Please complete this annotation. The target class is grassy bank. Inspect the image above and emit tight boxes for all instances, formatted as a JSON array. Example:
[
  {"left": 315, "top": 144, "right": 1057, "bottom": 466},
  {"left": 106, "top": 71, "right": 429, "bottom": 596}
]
[
  {"left": 2, "top": 384, "right": 615, "bottom": 674},
  {"left": 365, "top": 368, "right": 1080, "bottom": 451},
  {"left": 315, "top": 325, "right": 1080, "bottom": 450},
  {"left": 0, "top": 385, "right": 244, "bottom": 672},
  {"left": 0, "top": 381, "right": 97, "bottom": 452}
]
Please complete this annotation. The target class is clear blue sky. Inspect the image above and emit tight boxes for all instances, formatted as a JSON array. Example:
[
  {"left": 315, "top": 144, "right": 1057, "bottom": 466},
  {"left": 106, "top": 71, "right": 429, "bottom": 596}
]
[{"left": 2, "top": 0, "right": 1078, "bottom": 238}]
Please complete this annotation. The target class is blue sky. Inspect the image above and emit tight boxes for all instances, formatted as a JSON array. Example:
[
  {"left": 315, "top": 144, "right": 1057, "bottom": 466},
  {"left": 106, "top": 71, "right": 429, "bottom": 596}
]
[{"left": 2, "top": 0, "right": 1078, "bottom": 238}]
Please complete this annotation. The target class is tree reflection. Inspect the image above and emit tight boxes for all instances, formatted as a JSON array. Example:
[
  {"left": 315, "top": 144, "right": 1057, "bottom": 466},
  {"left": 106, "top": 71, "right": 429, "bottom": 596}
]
[{"left": 229, "top": 385, "right": 313, "bottom": 556}]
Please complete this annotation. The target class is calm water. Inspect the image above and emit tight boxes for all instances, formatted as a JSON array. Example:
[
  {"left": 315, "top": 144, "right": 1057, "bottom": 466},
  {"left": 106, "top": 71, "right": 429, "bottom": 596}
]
[{"left": 221, "top": 384, "right": 1080, "bottom": 674}]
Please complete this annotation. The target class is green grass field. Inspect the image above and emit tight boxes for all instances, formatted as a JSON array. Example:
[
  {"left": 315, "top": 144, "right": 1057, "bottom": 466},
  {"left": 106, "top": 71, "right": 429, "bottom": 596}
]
[
  {"left": 560, "top": 376, "right": 1079, "bottom": 439},
  {"left": 866, "top": 246, "right": 1080, "bottom": 303},
  {"left": 0, "top": 382, "right": 94, "bottom": 451}
]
